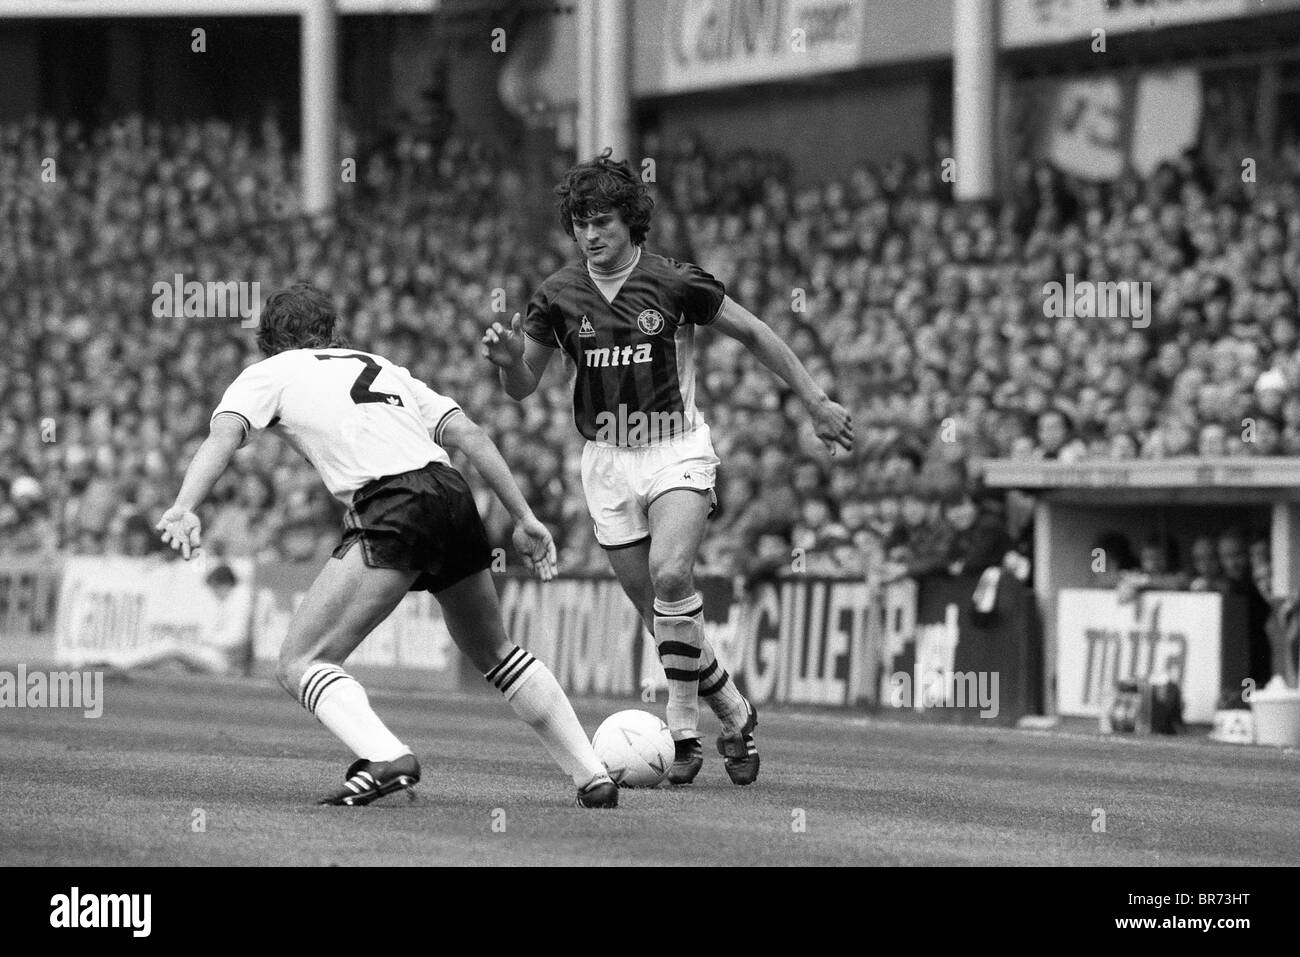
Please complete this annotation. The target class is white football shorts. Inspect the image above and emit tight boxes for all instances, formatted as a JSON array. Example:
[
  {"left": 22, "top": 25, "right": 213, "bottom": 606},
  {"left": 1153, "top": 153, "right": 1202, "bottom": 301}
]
[{"left": 580, "top": 424, "right": 720, "bottom": 549}]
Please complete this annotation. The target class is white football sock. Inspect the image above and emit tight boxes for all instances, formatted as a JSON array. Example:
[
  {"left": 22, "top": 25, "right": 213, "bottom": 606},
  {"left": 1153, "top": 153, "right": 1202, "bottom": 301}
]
[
  {"left": 654, "top": 594, "right": 704, "bottom": 741},
  {"left": 486, "top": 646, "right": 610, "bottom": 788},
  {"left": 298, "top": 663, "right": 410, "bottom": 762}
]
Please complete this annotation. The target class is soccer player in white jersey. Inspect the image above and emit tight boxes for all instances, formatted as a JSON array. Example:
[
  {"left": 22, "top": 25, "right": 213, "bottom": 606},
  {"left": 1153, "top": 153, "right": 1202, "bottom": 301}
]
[
  {"left": 157, "top": 283, "right": 618, "bottom": 808},
  {"left": 483, "top": 151, "right": 853, "bottom": 785}
]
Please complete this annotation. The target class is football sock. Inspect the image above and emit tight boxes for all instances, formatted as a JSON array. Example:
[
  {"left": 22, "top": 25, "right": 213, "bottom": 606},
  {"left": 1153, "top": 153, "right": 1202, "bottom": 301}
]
[
  {"left": 654, "top": 594, "right": 704, "bottom": 741},
  {"left": 697, "top": 641, "right": 750, "bottom": 735},
  {"left": 485, "top": 646, "right": 610, "bottom": 788},
  {"left": 297, "top": 663, "right": 410, "bottom": 762}
]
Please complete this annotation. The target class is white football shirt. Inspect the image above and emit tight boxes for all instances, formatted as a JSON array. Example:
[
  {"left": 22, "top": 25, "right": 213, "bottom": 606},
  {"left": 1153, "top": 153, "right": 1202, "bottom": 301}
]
[{"left": 211, "top": 348, "right": 462, "bottom": 504}]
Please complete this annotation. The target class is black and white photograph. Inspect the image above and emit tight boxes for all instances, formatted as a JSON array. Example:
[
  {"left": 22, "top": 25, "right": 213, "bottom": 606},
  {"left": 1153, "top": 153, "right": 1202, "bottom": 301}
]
[{"left": 0, "top": 0, "right": 1296, "bottom": 920}]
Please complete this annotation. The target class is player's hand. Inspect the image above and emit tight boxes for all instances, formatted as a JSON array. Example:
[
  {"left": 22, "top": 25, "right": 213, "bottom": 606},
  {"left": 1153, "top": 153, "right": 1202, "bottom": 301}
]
[
  {"left": 481, "top": 313, "right": 526, "bottom": 369},
  {"left": 513, "top": 514, "right": 558, "bottom": 582},
  {"left": 809, "top": 395, "right": 853, "bottom": 456},
  {"left": 156, "top": 506, "right": 202, "bottom": 560}
]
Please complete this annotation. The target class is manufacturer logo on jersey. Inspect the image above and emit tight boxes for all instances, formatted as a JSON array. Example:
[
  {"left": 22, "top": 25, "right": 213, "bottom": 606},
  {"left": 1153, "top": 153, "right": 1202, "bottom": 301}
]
[
  {"left": 585, "top": 344, "right": 652, "bottom": 367},
  {"left": 637, "top": 309, "right": 664, "bottom": 336},
  {"left": 579, "top": 316, "right": 595, "bottom": 338}
]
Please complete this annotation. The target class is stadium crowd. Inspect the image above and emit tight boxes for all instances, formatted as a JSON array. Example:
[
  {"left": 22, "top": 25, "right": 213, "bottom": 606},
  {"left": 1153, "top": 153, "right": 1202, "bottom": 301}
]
[{"left": 2, "top": 112, "right": 1300, "bottom": 606}]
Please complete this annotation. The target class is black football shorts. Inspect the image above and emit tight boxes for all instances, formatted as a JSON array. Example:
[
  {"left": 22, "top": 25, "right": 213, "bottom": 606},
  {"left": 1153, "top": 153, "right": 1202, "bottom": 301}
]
[{"left": 334, "top": 461, "right": 493, "bottom": 594}]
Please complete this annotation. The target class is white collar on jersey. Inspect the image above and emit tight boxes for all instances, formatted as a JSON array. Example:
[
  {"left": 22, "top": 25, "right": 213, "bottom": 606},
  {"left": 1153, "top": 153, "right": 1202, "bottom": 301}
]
[{"left": 586, "top": 245, "right": 641, "bottom": 281}]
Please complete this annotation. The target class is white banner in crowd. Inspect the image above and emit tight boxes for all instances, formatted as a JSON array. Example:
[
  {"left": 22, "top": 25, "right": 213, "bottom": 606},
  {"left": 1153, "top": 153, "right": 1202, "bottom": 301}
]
[
  {"left": 55, "top": 556, "right": 253, "bottom": 672},
  {"left": 1056, "top": 589, "right": 1224, "bottom": 723},
  {"left": 1001, "top": 0, "right": 1279, "bottom": 48},
  {"left": 660, "top": 0, "right": 866, "bottom": 93},
  {"left": 1129, "top": 69, "right": 1202, "bottom": 175},
  {"left": 1036, "top": 69, "right": 1201, "bottom": 181},
  {"left": 1041, "top": 75, "right": 1127, "bottom": 180}
]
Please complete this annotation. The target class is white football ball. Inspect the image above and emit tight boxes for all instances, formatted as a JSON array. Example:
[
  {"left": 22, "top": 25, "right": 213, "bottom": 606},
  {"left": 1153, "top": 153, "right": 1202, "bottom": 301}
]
[{"left": 591, "top": 709, "right": 674, "bottom": 788}]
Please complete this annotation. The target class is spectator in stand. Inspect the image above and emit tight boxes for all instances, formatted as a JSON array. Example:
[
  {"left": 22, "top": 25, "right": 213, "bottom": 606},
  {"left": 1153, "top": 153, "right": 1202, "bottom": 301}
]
[
  {"left": 206, "top": 472, "right": 277, "bottom": 559},
  {"left": 274, "top": 514, "right": 335, "bottom": 566},
  {"left": 739, "top": 523, "right": 796, "bottom": 588},
  {"left": 1218, "top": 528, "right": 1274, "bottom": 684},
  {"left": 1091, "top": 530, "right": 1140, "bottom": 587},
  {"left": 3, "top": 478, "right": 55, "bottom": 556},
  {"left": 870, "top": 492, "right": 902, "bottom": 549},
  {"left": 792, "top": 496, "right": 843, "bottom": 567},
  {"left": 1264, "top": 594, "right": 1300, "bottom": 688},
  {"left": 1107, "top": 432, "right": 1140, "bottom": 459},
  {"left": 1246, "top": 414, "right": 1284, "bottom": 455},
  {"left": 885, "top": 487, "right": 945, "bottom": 575},
  {"left": 0, "top": 483, "right": 16, "bottom": 550},
  {"left": 1198, "top": 423, "right": 1230, "bottom": 456},
  {"left": 1281, "top": 393, "right": 1300, "bottom": 454},
  {"left": 1137, "top": 535, "right": 1189, "bottom": 589},
  {"left": 1255, "top": 368, "right": 1288, "bottom": 419},
  {"left": 909, "top": 487, "right": 1012, "bottom": 578},
  {"left": 1115, "top": 534, "right": 1191, "bottom": 600},
  {"left": 1002, "top": 489, "right": 1036, "bottom": 582},
  {"left": 1033, "top": 409, "right": 1088, "bottom": 463},
  {"left": 821, "top": 526, "right": 867, "bottom": 577},
  {"left": 1188, "top": 533, "right": 1226, "bottom": 591},
  {"left": 4, "top": 497, "right": 57, "bottom": 556},
  {"left": 1250, "top": 535, "right": 1274, "bottom": 601}
]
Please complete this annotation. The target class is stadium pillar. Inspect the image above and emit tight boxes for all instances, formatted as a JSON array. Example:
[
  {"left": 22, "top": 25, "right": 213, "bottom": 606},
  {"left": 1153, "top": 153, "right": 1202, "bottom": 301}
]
[
  {"left": 577, "top": 0, "right": 596, "bottom": 159},
  {"left": 952, "top": 0, "right": 997, "bottom": 201},
  {"left": 1272, "top": 502, "right": 1300, "bottom": 603},
  {"left": 301, "top": 0, "right": 338, "bottom": 217},
  {"left": 577, "top": 0, "right": 631, "bottom": 161}
]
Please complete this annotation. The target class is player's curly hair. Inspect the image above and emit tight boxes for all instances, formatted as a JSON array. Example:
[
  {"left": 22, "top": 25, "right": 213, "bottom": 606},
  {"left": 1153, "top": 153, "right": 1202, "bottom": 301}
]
[
  {"left": 256, "top": 282, "right": 351, "bottom": 357},
  {"left": 555, "top": 148, "right": 654, "bottom": 245}
]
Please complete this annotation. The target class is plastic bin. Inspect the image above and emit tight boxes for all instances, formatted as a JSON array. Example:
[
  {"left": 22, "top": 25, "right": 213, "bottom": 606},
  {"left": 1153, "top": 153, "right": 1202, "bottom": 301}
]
[{"left": 1250, "top": 687, "right": 1300, "bottom": 747}]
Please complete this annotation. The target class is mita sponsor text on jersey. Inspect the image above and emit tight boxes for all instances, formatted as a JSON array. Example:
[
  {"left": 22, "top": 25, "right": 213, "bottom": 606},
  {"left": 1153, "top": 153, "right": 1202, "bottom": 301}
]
[
  {"left": 524, "top": 250, "right": 726, "bottom": 445},
  {"left": 584, "top": 343, "right": 653, "bottom": 367}
]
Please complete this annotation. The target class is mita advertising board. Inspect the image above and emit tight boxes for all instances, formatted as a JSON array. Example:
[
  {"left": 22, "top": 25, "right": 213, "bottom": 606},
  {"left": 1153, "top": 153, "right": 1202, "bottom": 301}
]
[{"left": 1055, "top": 589, "right": 1250, "bottom": 724}]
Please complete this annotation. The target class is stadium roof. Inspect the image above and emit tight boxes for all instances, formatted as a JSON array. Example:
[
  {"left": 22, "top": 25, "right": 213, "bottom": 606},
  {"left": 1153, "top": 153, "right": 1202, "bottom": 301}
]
[{"left": 0, "top": 0, "right": 438, "bottom": 15}]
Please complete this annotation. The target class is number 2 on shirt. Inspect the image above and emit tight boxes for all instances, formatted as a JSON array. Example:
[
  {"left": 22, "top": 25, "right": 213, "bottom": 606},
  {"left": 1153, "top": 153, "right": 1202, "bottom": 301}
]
[{"left": 315, "top": 353, "right": 405, "bottom": 407}]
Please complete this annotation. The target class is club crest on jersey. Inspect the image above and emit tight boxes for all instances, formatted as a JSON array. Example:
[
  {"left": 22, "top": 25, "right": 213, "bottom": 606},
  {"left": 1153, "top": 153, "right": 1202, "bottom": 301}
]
[
  {"left": 637, "top": 309, "right": 664, "bottom": 336},
  {"left": 579, "top": 316, "right": 595, "bottom": 338}
]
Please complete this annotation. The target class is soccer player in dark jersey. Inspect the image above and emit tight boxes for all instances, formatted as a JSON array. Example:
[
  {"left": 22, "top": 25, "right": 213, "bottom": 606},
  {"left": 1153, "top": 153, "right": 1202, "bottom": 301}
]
[
  {"left": 482, "top": 151, "right": 853, "bottom": 785},
  {"left": 158, "top": 283, "right": 617, "bottom": 808}
]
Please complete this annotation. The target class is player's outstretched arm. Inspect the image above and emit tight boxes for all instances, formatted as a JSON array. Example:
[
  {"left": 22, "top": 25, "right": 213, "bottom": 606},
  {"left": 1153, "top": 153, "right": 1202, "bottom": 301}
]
[
  {"left": 481, "top": 312, "right": 554, "bottom": 400},
  {"left": 441, "top": 411, "right": 558, "bottom": 581},
  {"left": 710, "top": 296, "right": 854, "bottom": 454},
  {"left": 155, "top": 416, "right": 245, "bottom": 559}
]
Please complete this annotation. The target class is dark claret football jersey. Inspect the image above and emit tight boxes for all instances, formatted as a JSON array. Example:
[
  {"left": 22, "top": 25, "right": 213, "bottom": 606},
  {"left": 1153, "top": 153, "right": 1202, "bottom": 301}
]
[{"left": 523, "top": 250, "right": 726, "bottom": 445}]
